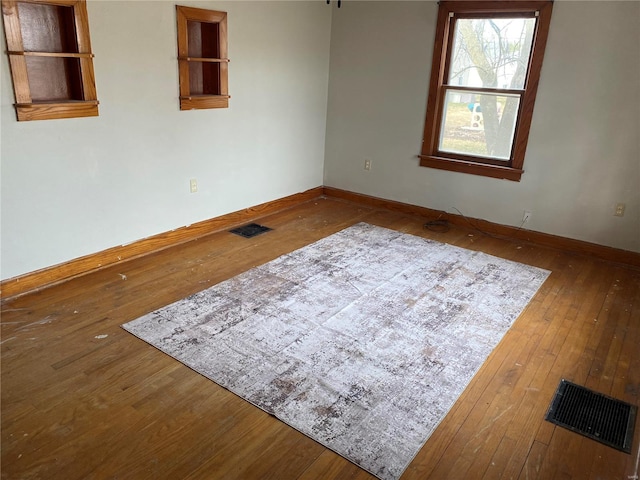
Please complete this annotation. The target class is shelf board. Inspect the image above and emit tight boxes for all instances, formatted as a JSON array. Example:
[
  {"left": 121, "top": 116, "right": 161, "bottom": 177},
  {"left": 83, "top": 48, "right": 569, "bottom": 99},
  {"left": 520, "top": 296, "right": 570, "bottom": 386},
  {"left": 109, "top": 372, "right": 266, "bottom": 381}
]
[
  {"left": 179, "top": 57, "right": 229, "bottom": 63},
  {"left": 17, "top": 100, "right": 100, "bottom": 107},
  {"left": 179, "top": 94, "right": 230, "bottom": 100},
  {"left": 8, "top": 51, "right": 94, "bottom": 58}
]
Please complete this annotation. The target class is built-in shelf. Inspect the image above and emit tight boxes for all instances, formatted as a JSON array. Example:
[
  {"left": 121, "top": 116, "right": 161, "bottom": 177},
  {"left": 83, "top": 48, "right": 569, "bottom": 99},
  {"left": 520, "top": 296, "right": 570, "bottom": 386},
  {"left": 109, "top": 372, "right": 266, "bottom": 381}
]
[
  {"left": 176, "top": 6, "right": 229, "bottom": 110},
  {"left": 1, "top": 0, "right": 99, "bottom": 121}
]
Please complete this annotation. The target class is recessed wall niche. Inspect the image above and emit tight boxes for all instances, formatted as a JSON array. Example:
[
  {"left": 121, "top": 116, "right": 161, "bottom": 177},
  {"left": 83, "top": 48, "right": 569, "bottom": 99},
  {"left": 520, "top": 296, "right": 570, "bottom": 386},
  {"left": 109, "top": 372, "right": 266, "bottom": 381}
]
[
  {"left": 1, "top": 0, "right": 99, "bottom": 121},
  {"left": 176, "top": 5, "right": 229, "bottom": 110}
]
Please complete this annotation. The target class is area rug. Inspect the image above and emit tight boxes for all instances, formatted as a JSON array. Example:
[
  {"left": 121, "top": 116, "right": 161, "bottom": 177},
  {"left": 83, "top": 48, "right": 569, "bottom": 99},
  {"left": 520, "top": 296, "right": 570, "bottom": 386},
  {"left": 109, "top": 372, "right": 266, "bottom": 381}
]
[{"left": 122, "top": 222, "right": 550, "bottom": 480}]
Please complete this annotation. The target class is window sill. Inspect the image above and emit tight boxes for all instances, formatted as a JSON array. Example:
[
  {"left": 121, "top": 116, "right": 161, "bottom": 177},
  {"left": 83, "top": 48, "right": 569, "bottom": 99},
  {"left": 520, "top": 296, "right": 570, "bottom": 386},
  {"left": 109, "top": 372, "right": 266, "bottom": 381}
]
[{"left": 418, "top": 155, "right": 523, "bottom": 182}]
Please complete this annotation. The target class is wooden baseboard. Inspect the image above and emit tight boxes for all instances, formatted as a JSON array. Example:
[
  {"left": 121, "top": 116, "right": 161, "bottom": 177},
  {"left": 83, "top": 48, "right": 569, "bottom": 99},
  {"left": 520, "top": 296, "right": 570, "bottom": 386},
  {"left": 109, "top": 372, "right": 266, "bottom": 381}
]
[
  {"left": 322, "top": 187, "right": 640, "bottom": 269},
  {"left": 3, "top": 185, "right": 637, "bottom": 300},
  {"left": 0, "top": 187, "right": 324, "bottom": 300}
]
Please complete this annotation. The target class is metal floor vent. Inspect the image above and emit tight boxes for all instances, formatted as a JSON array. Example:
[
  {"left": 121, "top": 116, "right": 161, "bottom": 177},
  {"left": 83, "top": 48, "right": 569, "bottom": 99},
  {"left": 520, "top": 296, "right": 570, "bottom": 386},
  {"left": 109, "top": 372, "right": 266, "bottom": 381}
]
[
  {"left": 545, "top": 379, "right": 637, "bottom": 453},
  {"left": 229, "top": 223, "right": 272, "bottom": 238}
]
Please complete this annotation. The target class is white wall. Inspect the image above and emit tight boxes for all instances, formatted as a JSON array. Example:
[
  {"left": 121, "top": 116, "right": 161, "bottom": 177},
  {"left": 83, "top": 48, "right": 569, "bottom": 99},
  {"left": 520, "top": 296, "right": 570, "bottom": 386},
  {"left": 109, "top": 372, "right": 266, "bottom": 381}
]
[
  {"left": 324, "top": 1, "right": 640, "bottom": 253},
  {"left": 1, "top": 1, "right": 332, "bottom": 280},
  {"left": 3, "top": 1, "right": 638, "bottom": 282}
]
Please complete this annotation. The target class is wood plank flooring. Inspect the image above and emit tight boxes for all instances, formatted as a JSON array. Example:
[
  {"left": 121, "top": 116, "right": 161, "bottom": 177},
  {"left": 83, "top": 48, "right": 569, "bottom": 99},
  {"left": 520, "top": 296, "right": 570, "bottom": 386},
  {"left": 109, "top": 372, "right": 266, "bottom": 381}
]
[{"left": 2, "top": 197, "right": 639, "bottom": 480}]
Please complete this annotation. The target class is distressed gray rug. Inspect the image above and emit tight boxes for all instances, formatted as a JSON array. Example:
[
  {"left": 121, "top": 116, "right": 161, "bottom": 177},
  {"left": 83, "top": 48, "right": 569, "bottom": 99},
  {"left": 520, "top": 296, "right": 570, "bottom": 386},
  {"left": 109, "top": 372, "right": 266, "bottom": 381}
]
[{"left": 123, "top": 223, "right": 550, "bottom": 480}]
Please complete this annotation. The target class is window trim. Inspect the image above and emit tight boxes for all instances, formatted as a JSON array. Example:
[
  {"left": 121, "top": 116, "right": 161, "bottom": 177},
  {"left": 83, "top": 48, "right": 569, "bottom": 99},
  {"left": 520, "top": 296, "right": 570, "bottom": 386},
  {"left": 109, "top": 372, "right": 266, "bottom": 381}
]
[
  {"left": 176, "top": 5, "right": 229, "bottom": 110},
  {"left": 1, "top": 0, "right": 99, "bottom": 121},
  {"left": 419, "top": 1, "right": 553, "bottom": 181}
]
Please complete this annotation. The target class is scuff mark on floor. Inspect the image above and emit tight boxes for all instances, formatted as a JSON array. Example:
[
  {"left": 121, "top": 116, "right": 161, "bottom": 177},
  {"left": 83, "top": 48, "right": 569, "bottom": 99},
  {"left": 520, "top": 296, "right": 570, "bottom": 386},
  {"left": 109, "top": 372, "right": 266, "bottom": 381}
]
[
  {"left": 471, "top": 405, "right": 514, "bottom": 441},
  {"left": 15, "top": 316, "right": 54, "bottom": 332}
]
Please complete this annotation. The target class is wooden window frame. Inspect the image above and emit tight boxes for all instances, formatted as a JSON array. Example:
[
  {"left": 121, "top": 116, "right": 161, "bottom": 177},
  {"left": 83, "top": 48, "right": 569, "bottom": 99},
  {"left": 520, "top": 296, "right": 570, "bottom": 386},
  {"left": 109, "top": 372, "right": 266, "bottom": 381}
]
[
  {"left": 176, "top": 5, "right": 229, "bottom": 110},
  {"left": 419, "top": 1, "right": 553, "bottom": 181},
  {"left": 2, "top": 0, "right": 99, "bottom": 121}
]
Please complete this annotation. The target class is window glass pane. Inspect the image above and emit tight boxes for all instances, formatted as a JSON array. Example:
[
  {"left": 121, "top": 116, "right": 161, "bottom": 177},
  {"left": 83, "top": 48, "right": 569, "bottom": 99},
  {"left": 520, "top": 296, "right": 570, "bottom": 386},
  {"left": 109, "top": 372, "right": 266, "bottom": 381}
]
[
  {"left": 438, "top": 90, "right": 520, "bottom": 160},
  {"left": 448, "top": 17, "right": 535, "bottom": 90}
]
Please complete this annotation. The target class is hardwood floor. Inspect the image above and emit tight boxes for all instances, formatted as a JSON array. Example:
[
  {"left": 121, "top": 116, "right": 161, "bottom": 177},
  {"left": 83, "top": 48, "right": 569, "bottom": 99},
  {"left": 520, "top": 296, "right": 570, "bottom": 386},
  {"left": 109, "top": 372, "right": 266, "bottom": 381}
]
[{"left": 2, "top": 197, "right": 639, "bottom": 480}]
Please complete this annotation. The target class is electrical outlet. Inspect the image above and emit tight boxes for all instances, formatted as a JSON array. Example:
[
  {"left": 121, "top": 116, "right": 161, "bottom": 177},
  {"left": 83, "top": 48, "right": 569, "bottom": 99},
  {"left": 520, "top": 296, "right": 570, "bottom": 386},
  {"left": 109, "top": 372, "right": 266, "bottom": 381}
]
[
  {"left": 614, "top": 203, "right": 625, "bottom": 216},
  {"left": 523, "top": 210, "right": 531, "bottom": 223},
  {"left": 364, "top": 159, "right": 371, "bottom": 171},
  {"left": 190, "top": 179, "right": 198, "bottom": 193}
]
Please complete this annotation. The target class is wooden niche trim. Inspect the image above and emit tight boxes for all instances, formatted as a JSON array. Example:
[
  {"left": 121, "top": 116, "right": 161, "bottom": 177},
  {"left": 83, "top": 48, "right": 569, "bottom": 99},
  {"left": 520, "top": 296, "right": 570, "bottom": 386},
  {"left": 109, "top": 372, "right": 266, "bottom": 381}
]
[
  {"left": 176, "top": 5, "right": 229, "bottom": 110},
  {"left": 1, "top": 0, "right": 99, "bottom": 121}
]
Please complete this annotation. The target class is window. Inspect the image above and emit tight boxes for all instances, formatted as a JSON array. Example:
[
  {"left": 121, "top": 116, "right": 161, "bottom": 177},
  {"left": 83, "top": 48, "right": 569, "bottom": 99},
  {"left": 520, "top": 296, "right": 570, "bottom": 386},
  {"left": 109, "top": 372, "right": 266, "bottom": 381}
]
[
  {"left": 1, "top": 0, "right": 99, "bottom": 121},
  {"left": 176, "top": 6, "right": 229, "bottom": 110},
  {"left": 419, "top": 1, "right": 553, "bottom": 181}
]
